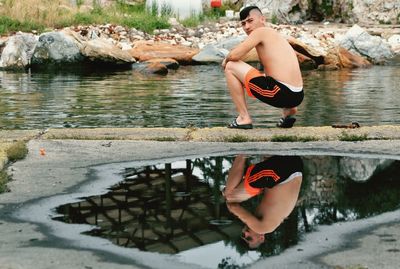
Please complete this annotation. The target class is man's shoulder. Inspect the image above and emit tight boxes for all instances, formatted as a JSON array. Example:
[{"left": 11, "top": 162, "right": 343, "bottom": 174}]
[{"left": 252, "top": 27, "right": 277, "bottom": 38}]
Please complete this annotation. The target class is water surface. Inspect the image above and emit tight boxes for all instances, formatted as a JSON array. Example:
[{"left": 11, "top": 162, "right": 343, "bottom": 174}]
[{"left": 1, "top": 65, "right": 399, "bottom": 129}]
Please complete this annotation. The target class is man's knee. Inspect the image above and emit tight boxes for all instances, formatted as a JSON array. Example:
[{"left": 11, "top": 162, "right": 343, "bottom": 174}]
[{"left": 224, "top": 60, "right": 238, "bottom": 73}]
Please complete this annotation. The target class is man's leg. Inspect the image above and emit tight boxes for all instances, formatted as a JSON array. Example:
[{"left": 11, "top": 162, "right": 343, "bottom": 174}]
[
  {"left": 282, "top": 107, "right": 297, "bottom": 118},
  {"left": 224, "top": 61, "right": 253, "bottom": 125}
]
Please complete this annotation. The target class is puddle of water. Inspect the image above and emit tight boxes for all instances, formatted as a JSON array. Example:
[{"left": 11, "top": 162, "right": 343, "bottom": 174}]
[{"left": 52, "top": 154, "right": 400, "bottom": 269}]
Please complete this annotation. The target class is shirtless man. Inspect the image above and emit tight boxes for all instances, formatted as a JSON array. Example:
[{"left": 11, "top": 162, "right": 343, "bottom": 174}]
[
  {"left": 223, "top": 155, "right": 303, "bottom": 248},
  {"left": 222, "top": 6, "right": 304, "bottom": 129}
]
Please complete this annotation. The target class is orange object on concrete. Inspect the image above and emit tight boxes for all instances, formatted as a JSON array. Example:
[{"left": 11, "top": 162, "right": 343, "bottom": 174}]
[{"left": 40, "top": 148, "right": 46, "bottom": 156}]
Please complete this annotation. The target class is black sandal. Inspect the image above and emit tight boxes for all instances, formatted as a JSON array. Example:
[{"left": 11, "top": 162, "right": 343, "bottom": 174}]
[
  {"left": 277, "top": 116, "right": 296, "bottom": 128},
  {"left": 227, "top": 119, "right": 253, "bottom": 129}
]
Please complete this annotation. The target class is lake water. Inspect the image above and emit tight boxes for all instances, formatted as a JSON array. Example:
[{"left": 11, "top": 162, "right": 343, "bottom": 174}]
[{"left": 1, "top": 65, "right": 399, "bottom": 129}]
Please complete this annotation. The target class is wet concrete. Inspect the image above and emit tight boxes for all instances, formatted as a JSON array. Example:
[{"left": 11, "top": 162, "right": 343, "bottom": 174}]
[{"left": 0, "top": 127, "right": 400, "bottom": 268}]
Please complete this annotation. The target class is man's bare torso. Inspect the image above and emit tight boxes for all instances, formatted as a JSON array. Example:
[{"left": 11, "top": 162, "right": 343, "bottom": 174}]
[{"left": 254, "top": 27, "right": 303, "bottom": 87}]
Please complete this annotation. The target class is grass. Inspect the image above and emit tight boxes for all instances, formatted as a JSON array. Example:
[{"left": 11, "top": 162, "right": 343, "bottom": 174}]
[
  {"left": 0, "top": 170, "right": 10, "bottom": 193},
  {"left": 0, "top": 1, "right": 236, "bottom": 35},
  {"left": 338, "top": 132, "right": 368, "bottom": 142},
  {"left": 224, "top": 134, "right": 250, "bottom": 143},
  {"left": 0, "top": 140, "right": 28, "bottom": 193},
  {"left": 6, "top": 141, "right": 28, "bottom": 162},
  {"left": 270, "top": 135, "right": 318, "bottom": 142},
  {"left": 154, "top": 137, "right": 176, "bottom": 142},
  {"left": 0, "top": 0, "right": 170, "bottom": 35}
]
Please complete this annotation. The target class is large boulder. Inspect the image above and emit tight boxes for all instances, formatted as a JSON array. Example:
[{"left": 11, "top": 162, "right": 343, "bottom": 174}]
[
  {"left": 0, "top": 33, "right": 37, "bottom": 70},
  {"left": 129, "top": 41, "right": 199, "bottom": 63},
  {"left": 80, "top": 38, "right": 136, "bottom": 65},
  {"left": 192, "top": 36, "right": 259, "bottom": 63},
  {"left": 31, "top": 31, "right": 84, "bottom": 68},
  {"left": 192, "top": 44, "right": 228, "bottom": 63},
  {"left": 322, "top": 47, "right": 371, "bottom": 69},
  {"left": 339, "top": 24, "right": 394, "bottom": 64},
  {"left": 339, "top": 157, "right": 394, "bottom": 182}
]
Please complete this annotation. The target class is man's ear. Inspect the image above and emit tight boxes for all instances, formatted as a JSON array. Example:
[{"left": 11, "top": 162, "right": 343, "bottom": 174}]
[{"left": 259, "top": 234, "right": 265, "bottom": 243}]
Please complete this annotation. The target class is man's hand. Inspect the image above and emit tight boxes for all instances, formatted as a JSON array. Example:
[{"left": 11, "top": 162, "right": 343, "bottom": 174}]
[{"left": 221, "top": 58, "right": 227, "bottom": 69}]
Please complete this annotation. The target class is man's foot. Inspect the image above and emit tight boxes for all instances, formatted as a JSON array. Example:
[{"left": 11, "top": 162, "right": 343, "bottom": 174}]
[
  {"left": 228, "top": 119, "right": 253, "bottom": 129},
  {"left": 277, "top": 116, "right": 296, "bottom": 128}
]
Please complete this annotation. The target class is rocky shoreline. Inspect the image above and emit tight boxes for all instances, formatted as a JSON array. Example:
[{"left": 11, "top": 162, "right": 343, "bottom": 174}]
[{"left": 1, "top": 18, "right": 399, "bottom": 74}]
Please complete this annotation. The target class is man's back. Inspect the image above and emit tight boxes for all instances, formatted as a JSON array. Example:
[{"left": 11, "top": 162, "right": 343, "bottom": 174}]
[
  {"left": 256, "top": 176, "right": 302, "bottom": 232},
  {"left": 254, "top": 27, "right": 303, "bottom": 87}
]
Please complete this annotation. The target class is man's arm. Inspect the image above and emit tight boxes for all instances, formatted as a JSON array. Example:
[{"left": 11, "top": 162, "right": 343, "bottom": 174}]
[
  {"left": 225, "top": 27, "right": 265, "bottom": 62},
  {"left": 227, "top": 203, "right": 280, "bottom": 234},
  {"left": 223, "top": 155, "right": 253, "bottom": 203},
  {"left": 224, "top": 155, "right": 246, "bottom": 192}
]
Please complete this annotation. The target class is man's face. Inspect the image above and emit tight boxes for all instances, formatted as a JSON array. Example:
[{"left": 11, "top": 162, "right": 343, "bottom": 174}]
[
  {"left": 241, "top": 225, "right": 265, "bottom": 249},
  {"left": 240, "top": 10, "right": 265, "bottom": 35}
]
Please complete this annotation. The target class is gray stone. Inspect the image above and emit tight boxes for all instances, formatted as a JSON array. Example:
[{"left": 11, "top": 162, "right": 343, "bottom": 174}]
[
  {"left": 339, "top": 157, "right": 393, "bottom": 182},
  {"left": 192, "top": 44, "right": 229, "bottom": 63},
  {"left": 0, "top": 33, "right": 37, "bottom": 70},
  {"left": 81, "top": 38, "right": 136, "bottom": 64},
  {"left": 339, "top": 24, "right": 394, "bottom": 64},
  {"left": 31, "top": 32, "right": 84, "bottom": 66}
]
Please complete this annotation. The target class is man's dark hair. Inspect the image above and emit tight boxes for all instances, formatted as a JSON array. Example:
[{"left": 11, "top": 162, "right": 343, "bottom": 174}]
[{"left": 239, "top": 6, "right": 262, "bottom": 21}]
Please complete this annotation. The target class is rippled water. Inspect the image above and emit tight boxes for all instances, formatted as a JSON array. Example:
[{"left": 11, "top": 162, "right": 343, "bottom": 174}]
[{"left": 0, "top": 65, "right": 399, "bottom": 129}]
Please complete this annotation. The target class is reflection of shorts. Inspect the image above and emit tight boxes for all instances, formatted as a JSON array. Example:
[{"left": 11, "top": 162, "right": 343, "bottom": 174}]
[
  {"left": 244, "top": 156, "right": 303, "bottom": 196},
  {"left": 244, "top": 68, "right": 304, "bottom": 108}
]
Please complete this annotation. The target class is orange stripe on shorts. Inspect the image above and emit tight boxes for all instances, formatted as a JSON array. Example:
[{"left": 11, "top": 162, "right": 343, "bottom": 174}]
[{"left": 244, "top": 68, "right": 263, "bottom": 98}]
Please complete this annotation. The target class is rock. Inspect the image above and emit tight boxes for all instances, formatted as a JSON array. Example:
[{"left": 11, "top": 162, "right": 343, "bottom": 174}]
[
  {"left": 295, "top": 51, "right": 317, "bottom": 70},
  {"left": 192, "top": 44, "right": 228, "bottom": 63},
  {"left": 339, "top": 158, "right": 393, "bottom": 182},
  {"left": 339, "top": 24, "right": 394, "bottom": 64},
  {"left": 129, "top": 41, "right": 199, "bottom": 63},
  {"left": 288, "top": 38, "right": 325, "bottom": 66},
  {"left": 31, "top": 31, "right": 84, "bottom": 67},
  {"left": 80, "top": 38, "right": 136, "bottom": 65},
  {"left": 0, "top": 33, "right": 37, "bottom": 70},
  {"left": 323, "top": 47, "right": 371, "bottom": 69},
  {"left": 133, "top": 62, "right": 168, "bottom": 75},
  {"left": 145, "top": 58, "right": 179, "bottom": 70}
]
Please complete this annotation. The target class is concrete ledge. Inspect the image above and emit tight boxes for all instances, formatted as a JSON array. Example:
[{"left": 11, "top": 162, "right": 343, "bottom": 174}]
[
  {"left": 40, "top": 125, "right": 400, "bottom": 142},
  {"left": 1, "top": 125, "right": 400, "bottom": 170}
]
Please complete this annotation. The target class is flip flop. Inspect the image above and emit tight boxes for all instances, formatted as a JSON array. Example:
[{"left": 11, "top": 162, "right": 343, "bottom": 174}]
[
  {"left": 227, "top": 119, "right": 253, "bottom": 129},
  {"left": 277, "top": 116, "right": 296, "bottom": 128}
]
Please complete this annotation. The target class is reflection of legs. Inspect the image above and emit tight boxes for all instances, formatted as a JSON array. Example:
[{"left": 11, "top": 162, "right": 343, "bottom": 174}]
[{"left": 224, "top": 61, "right": 253, "bottom": 125}]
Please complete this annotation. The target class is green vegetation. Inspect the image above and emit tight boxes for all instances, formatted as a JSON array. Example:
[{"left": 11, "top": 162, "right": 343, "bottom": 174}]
[
  {"left": 338, "top": 132, "right": 368, "bottom": 142},
  {"left": 154, "top": 137, "right": 176, "bottom": 141},
  {"left": 0, "top": 140, "right": 28, "bottom": 193},
  {"left": 6, "top": 141, "right": 28, "bottom": 162},
  {"left": 270, "top": 14, "right": 278, "bottom": 24},
  {"left": 0, "top": 16, "right": 45, "bottom": 35},
  {"left": 0, "top": 0, "right": 236, "bottom": 35},
  {"left": 0, "top": 170, "right": 10, "bottom": 193},
  {"left": 224, "top": 134, "right": 249, "bottom": 143},
  {"left": 270, "top": 135, "right": 318, "bottom": 142}
]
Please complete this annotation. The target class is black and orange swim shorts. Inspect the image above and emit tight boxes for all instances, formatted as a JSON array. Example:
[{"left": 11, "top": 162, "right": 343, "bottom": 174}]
[
  {"left": 244, "top": 68, "right": 304, "bottom": 108},
  {"left": 244, "top": 156, "right": 303, "bottom": 196}
]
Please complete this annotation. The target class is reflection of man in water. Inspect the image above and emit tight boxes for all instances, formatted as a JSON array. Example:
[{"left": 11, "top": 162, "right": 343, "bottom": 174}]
[{"left": 223, "top": 155, "right": 303, "bottom": 248}]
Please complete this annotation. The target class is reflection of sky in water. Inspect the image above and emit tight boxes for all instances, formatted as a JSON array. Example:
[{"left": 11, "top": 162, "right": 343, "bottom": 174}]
[
  {"left": 1, "top": 65, "right": 400, "bottom": 129},
  {"left": 178, "top": 241, "right": 260, "bottom": 269}
]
